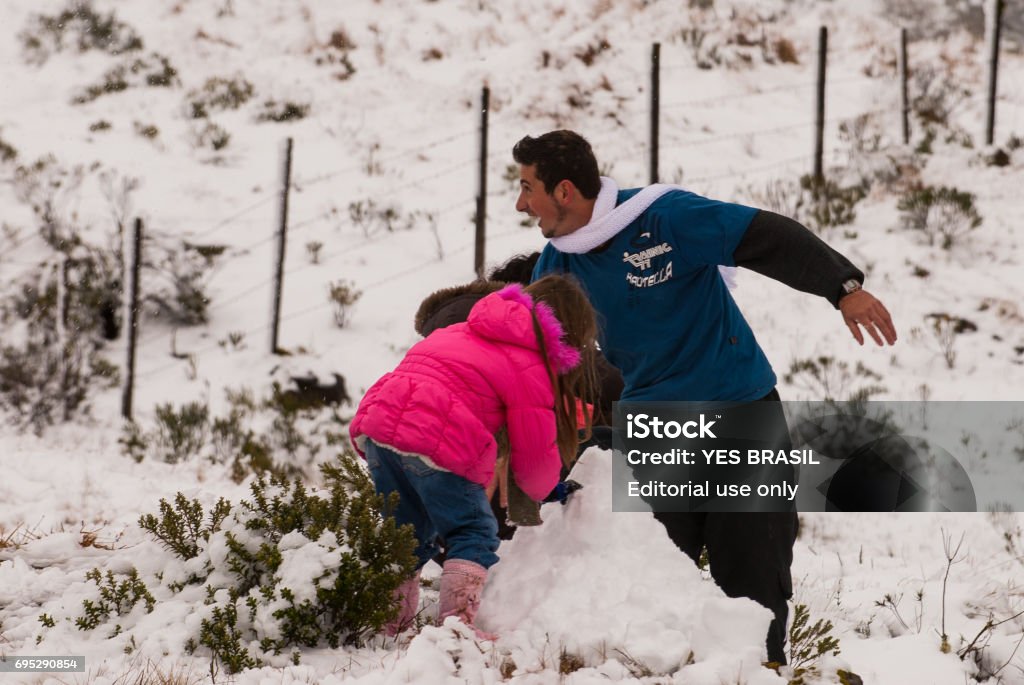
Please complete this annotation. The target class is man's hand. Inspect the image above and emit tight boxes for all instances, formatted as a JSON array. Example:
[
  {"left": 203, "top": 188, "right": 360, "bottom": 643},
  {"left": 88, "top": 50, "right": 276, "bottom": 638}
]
[{"left": 839, "top": 290, "right": 897, "bottom": 346}]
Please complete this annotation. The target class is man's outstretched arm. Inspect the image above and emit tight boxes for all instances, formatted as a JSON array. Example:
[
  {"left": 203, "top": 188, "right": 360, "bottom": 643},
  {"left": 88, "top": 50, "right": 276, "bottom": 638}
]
[{"left": 733, "top": 210, "right": 897, "bottom": 346}]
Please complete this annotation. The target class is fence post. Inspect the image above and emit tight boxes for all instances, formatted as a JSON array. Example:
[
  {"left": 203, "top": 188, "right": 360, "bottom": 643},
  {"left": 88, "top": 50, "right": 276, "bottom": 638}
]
[
  {"left": 899, "top": 27, "right": 910, "bottom": 145},
  {"left": 813, "top": 26, "right": 828, "bottom": 183},
  {"left": 475, "top": 86, "right": 489, "bottom": 279},
  {"left": 56, "top": 256, "right": 68, "bottom": 418},
  {"left": 985, "top": 0, "right": 1003, "bottom": 146},
  {"left": 271, "top": 137, "right": 293, "bottom": 354},
  {"left": 650, "top": 42, "right": 661, "bottom": 184},
  {"left": 121, "top": 218, "right": 143, "bottom": 421}
]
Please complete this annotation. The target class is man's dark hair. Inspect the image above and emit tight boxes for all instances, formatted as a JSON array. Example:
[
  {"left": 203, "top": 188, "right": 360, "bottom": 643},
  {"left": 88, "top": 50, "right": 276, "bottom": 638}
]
[
  {"left": 487, "top": 252, "right": 541, "bottom": 285},
  {"left": 512, "top": 130, "right": 601, "bottom": 199}
]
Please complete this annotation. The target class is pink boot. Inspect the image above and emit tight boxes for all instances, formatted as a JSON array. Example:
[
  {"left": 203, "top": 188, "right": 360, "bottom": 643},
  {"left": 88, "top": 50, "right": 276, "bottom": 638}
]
[
  {"left": 438, "top": 559, "right": 497, "bottom": 640},
  {"left": 385, "top": 571, "right": 421, "bottom": 636}
]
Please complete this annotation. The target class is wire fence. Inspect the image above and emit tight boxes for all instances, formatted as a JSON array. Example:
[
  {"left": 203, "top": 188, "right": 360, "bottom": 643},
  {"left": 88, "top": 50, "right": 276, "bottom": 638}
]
[{"left": 0, "top": 32, "right": 1013, "bottom": 398}]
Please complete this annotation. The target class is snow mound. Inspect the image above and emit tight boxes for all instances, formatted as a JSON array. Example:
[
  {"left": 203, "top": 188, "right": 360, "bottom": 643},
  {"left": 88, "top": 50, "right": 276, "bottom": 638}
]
[{"left": 478, "top": 448, "right": 782, "bottom": 682}]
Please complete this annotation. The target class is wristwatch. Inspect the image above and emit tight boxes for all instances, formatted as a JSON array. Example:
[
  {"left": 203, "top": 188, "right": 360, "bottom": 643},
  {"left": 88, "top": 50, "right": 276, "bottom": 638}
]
[{"left": 840, "top": 279, "right": 862, "bottom": 299}]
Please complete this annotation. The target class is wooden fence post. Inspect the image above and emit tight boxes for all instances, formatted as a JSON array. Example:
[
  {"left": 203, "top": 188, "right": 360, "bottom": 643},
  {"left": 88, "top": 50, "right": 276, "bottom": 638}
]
[
  {"left": 271, "top": 137, "right": 293, "bottom": 354},
  {"left": 985, "top": 0, "right": 1004, "bottom": 146},
  {"left": 813, "top": 26, "right": 828, "bottom": 183},
  {"left": 475, "top": 86, "right": 489, "bottom": 279},
  {"left": 899, "top": 27, "right": 910, "bottom": 145},
  {"left": 121, "top": 218, "right": 143, "bottom": 421},
  {"left": 650, "top": 42, "right": 661, "bottom": 184}
]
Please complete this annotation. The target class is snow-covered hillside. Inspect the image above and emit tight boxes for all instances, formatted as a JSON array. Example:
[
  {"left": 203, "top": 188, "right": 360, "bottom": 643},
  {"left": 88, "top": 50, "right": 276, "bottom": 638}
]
[{"left": 1, "top": 0, "right": 1023, "bottom": 682}]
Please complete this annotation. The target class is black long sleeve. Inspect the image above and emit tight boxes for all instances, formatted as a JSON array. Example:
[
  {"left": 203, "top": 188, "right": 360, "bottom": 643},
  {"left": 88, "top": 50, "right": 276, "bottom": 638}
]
[{"left": 733, "top": 210, "right": 864, "bottom": 309}]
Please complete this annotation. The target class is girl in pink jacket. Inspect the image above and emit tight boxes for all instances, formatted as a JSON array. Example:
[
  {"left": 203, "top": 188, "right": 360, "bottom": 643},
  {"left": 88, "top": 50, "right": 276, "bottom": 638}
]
[{"left": 350, "top": 275, "right": 598, "bottom": 638}]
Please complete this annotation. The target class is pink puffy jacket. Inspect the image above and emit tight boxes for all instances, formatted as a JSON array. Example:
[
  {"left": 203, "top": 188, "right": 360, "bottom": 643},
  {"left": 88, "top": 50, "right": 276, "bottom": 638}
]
[{"left": 350, "top": 284, "right": 580, "bottom": 502}]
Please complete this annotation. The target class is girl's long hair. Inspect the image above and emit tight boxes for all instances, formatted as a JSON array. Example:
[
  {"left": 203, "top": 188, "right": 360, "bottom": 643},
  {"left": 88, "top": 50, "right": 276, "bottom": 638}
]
[{"left": 524, "top": 275, "right": 600, "bottom": 469}]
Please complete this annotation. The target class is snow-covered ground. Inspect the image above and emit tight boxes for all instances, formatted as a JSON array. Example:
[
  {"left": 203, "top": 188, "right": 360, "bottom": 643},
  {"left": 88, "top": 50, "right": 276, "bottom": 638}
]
[{"left": 1, "top": 0, "right": 1023, "bottom": 682}]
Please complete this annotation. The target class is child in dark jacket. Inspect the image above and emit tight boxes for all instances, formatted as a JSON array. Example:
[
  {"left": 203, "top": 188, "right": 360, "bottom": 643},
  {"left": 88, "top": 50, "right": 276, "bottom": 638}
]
[{"left": 350, "top": 275, "right": 598, "bottom": 638}]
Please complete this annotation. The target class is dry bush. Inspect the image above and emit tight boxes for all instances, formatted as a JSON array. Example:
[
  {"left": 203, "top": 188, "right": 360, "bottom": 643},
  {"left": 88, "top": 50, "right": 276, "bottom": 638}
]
[{"left": 773, "top": 37, "right": 799, "bottom": 64}]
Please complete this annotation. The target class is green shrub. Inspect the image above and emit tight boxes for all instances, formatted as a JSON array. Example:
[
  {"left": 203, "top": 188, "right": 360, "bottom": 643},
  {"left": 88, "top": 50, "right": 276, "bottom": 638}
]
[
  {"left": 139, "top": 493, "right": 231, "bottom": 561},
  {"left": 72, "top": 53, "right": 179, "bottom": 104},
  {"left": 741, "top": 178, "right": 802, "bottom": 220},
  {"left": 0, "top": 133, "right": 17, "bottom": 163},
  {"left": 20, "top": 1, "right": 143, "bottom": 66},
  {"left": 256, "top": 100, "right": 310, "bottom": 123},
  {"left": 134, "top": 122, "right": 159, "bottom": 140},
  {"left": 143, "top": 239, "right": 220, "bottom": 326},
  {"left": 910, "top": 65, "right": 969, "bottom": 128},
  {"left": 122, "top": 387, "right": 345, "bottom": 483},
  {"left": 787, "top": 604, "right": 840, "bottom": 681},
  {"left": 75, "top": 568, "right": 155, "bottom": 634},
  {"left": 193, "top": 122, "right": 231, "bottom": 151},
  {"left": 142, "top": 456, "right": 417, "bottom": 674},
  {"left": 897, "top": 185, "right": 982, "bottom": 249},
  {"left": 305, "top": 241, "right": 323, "bottom": 264},
  {"left": 0, "top": 175, "right": 123, "bottom": 434},
  {"left": 798, "top": 175, "right": 868, "bottom": 232},
  {"left": 153, "top": 401, "right": 209, "bottom": 464},
  {"left": 0, "top": 338, "right": 119, "bottom": 435},
  {"left": 187, "top": 76, "right": 254, "bottom": 119},
  {"left": 118, "top": 420, "right": 149, "bottom": 463},
  {"left": 327, "top": 280, "right": 362, "bottom": 328}
]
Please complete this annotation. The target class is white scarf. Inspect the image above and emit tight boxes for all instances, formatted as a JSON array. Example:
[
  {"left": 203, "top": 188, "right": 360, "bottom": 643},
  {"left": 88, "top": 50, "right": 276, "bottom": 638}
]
[{"left": 549, "top": 177, "right": 737, "bottom": 289}]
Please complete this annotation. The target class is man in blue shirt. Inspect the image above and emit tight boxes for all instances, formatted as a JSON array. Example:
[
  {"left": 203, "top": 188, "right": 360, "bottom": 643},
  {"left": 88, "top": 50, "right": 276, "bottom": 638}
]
[{"left": 515, "top": 130, "right": 896, "bottom": 665}]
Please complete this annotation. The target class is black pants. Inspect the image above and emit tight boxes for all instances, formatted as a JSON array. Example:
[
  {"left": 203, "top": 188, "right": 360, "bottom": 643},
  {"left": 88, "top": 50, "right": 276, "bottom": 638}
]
[
  {"left": 654, "top": 509, "right": 798, "bottom": 664},
  {"left": 653, "top": 388, "right": 798, "bottom": 665}
]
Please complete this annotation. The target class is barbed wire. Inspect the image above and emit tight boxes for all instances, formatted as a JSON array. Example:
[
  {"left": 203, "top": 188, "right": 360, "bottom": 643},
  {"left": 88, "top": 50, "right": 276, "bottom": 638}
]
[
  {"left": 127, "top": 99, "right": 911, "bottom": 365},
  {"left": 389, "top": 156, "right": 480, "bottom": 195},
  {"left": 185, "top": 192, "right": 279, "bottom": 243},
  {"left": 163, "top": 129, "right": 479, "bottom": 248},
  {"left": 661, "top": 119, "right": 816, "bottom": 150},
  {"left": 134, "top": 195, "right": 478, "bottom": 354},
  {"left": 133, "top": 199, "right": 484, "bottom": 380},
  {"left": 117, "top": 43, "right": 990, "bottom": 385},
  {"left": 661, "top": 105, "right": 900, "bottom": 150},
  {"left": 291, "top": 130, "right": 477, "bottom": 190},
  {"left": 663, "top": 38, "right": 880, "bottom": 72},
  {"left": 258, "top": 71, "right": 893, "bottom": 242},
  {"left": 685, "top": 153, "right": 817, "bottom": 185},
  {"left": 661, "top": 72, "right": 878, "bottom": 110}
]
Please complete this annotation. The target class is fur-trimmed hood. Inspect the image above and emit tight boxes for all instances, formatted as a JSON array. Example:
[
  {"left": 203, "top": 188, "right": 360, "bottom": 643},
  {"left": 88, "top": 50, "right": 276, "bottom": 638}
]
[
  {"left": 414, "top": 280, "right": 506, "bottom": 337},
  {"left": 468, "top": 283, "right": 581, "bottom": 374}
]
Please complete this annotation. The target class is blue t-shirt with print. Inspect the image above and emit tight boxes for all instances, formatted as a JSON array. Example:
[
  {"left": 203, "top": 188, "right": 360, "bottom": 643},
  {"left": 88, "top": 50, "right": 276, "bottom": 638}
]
[{"left": 532, "top": 188, "right": 776, "bottom": 402}]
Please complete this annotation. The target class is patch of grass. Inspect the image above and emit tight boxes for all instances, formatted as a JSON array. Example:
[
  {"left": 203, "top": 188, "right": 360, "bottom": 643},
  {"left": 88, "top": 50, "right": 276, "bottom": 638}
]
[
  {"left": 0, "top": 133, "right": 17, "bottom": 162},
  {"left": 193, "top": 122, "right": 230, "bottom": 151},
  {"left": 897, "top": 185, "right": 982, "bottom": 249},
  {"left": 256, "top": 100, "right": 310, "bottom": 123},
  {"left": 20, "top": 1, "right": 143, "bottom": 65},
  {"left": 134, "top": 122, "right": 160, "bottom": 139},
  {"left": 187, "top": 76, "right": 254, "bottom": 119},
  {"left": 73, "top": 53, "right": 180, "bottom": 105}
]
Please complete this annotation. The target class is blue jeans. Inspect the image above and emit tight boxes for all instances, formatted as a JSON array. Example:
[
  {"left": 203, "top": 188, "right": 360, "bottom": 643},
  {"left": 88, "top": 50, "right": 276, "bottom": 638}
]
[{"left": 364, "top": 440, "right": 499, "bottom": 569}]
